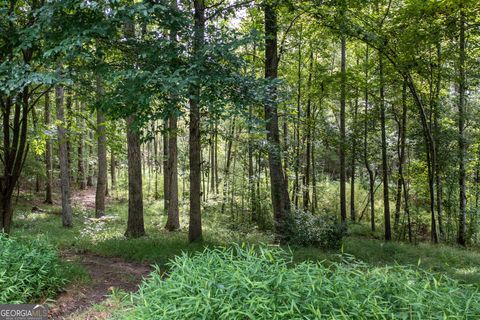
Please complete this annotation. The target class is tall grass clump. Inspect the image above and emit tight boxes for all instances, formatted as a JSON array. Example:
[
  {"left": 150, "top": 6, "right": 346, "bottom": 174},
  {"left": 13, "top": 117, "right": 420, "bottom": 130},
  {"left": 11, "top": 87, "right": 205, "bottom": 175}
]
[
  {"left": 0, "top": 234, "right": 67, "bottom": 303},
  {"left": 123, "top": 244, "right": 480, "bottom": 319}
]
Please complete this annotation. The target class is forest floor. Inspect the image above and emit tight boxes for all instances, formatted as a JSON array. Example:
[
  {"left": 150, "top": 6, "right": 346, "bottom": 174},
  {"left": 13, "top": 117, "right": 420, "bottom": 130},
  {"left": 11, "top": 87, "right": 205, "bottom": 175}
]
[
  {"left": 47, "top": 188, "right": 150, "bottom": 319},
  {"left": 49, "top": 252, "right": 151, "bottom": 319},
  {"left": 71, "top": 188, "right": 98, "bottom": 209},
  {"left": 10, "top": 187, "right": 480, "bottom": 319}
]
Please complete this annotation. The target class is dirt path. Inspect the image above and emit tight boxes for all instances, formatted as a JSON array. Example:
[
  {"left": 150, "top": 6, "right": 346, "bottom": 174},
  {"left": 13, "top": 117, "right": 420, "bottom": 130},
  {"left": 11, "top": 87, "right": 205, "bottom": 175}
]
[
  {"left": 71, "top": 188, "right": 98, "bottom": 209},
  {"left": 48, "top": 189, "right": 152, "bottom": 319},
  {"left": 49, "top": 253, "right": 151, "bottom": 319}
]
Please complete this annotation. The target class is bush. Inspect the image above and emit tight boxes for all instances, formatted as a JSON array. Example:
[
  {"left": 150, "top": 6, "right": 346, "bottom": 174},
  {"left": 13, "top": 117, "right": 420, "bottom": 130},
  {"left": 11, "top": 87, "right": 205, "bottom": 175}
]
[
  {"left": 0, "top": 234, "right": 67, "bottom": 303},
  {"left": 122, "top": 244, "right": 480, "bottom": 319},
  {"left": 286, "top": 209, "right": 346, "bottom": 249}
]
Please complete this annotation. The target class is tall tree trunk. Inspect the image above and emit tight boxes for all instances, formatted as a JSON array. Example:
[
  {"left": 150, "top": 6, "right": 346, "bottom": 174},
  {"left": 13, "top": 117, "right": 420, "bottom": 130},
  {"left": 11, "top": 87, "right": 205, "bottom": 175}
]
[
  {"left": 209, "top": 132, "right": 215, "bottom": 195},
  {"left": 214, "top": 128, "right": 219, "bottom": 193},
  {"left": 303, "top": 51, "right": 313, "bottom": 211},
  {"left": 31, "top": 107, "right": 40, "bottom": 193},
  {"left": 95, "top": 76, "right": 107, "bottom": 218},
  {"left": 379, "top": 51, "right": 391, "bottom": 240},
  {"left": 350, "top": 75, "right": 359, "bottom": 222},
  {"left": 221, "top": 119, "right": 235, "bottom": 214},
  {"left": 364, "top": 46, "right": 375, "bottom": 232},
  {"left": 394, "top": 84, "right": 406, "bottom": 231},
  {"left": 264, "top": 2, "right": 290, "bottom": 240},
  {"left": 87, "top": 130, "right": 94, "bottom": 187},
  {"left": 125, "top": 115, "right": 145, "bottom": 237},
  {"left": 457, "top": 6, "right": 467, "bottom": 246},
  {"left": 283, "top": 121, "right": 289, "bottom": 197},
  {"left": 434, "top": 43, "right": 443, "bottom": 239},
  {"left": 311, "top": 100, "right": 319, "bottom": 214},
  {"left": 77, "top": 102, "right": 86, "bottom": 190},
  {"left": 248, "top": 105, "right": 257, "bottom": 221},
  {"left": 124, "top": 5, "right": 145, "bottom": 238},
  {"left": 248, "top": 44, "right": 257, "bottom": 220},
  {"left": 165, "top": 112, "right": 180, "bottom": 231},
  {"left": 154, "top": 124, "right": 159, "bottom": 199},
  {"left": 188, "top": 0, "right": 205, "bottom": 242},
  {"left": 339, "top": 35, "right": 347, "bottom": 224},
  {"left": 66, "top": 93, "right": 73, "bottom": 184},
  {"left": 44, "top": 91, "right": 54, "bottom": 204},
  {"left": 56, "top": 72, "right": 73, "bottom": 228},
  {"left": 163, "top": 121, "right": 170, "bottom": 214},
  {"left": 110, "top": 152, "right": 116, "bottom": 190},
  {"left": 398, "top": 82, "right": 411, "bottom": 241},
  {"left": 293, "top": 26, "right": 302, "bottom": 207}
]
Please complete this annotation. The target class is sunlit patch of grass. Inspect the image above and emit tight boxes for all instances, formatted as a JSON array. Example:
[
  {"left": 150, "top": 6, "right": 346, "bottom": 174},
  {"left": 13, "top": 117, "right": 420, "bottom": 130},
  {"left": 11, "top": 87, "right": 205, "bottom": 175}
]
[{"left": 292, "top": 236, "right": 480, "bottom": 286}]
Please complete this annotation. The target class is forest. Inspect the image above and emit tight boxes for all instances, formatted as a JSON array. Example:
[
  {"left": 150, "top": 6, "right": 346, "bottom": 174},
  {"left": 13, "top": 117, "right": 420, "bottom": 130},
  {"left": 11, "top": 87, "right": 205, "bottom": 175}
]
[{"left": 1, "top": 0, "right": 480, "bottom": 319}]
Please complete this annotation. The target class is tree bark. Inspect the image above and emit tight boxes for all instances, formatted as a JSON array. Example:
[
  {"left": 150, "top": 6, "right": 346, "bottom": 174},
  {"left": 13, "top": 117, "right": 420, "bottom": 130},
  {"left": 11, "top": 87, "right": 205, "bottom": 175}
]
[
  {"left": 350, "top": 70, "right": 359, "bottom": 222},
  {"left": 293, "top": 26, "right": 302, "bottom": 207},
  {"left": 95, "top": 77, "right": 107, "bottom": 217},
  {"left": 87, "top": 130, "right": 94, "bottom": 187},
  {"left": 77, "top": 102, "right": 86, "bottom": 190},
  {"left": 458, "top": 6, "right": 467, "bottom": 246},
  {"left": 303, "top": 51, "right": 313, "bottom": 212},
  {"left": 221, "top": 119, "right": 235, "bottom": 215},
  {"left": 125, "top": 115, "right": 145, "bottom": 237},
  {"left": 66, "top": 93, "right": 73, "bottom": 184},
  {"left": 379, "top": 51, "right": 391, "bottom": 240},
  {"left": 44, "top": 91, "right": 54, "bottom": 203},
  {"left": 394, "top": 84, "right": 407, "bottom": 231},
  {"left": 264, "top": 2, "right": 290, "bottom": 240},
  {"left": 110, "top": 152, "right": 116, "bottom": 190},
  {"left": 339, "top": 35, "right": 347, "bottom": 224},
  {"left": 56, "top": 72, "right": 73, "bottom": 228},
  {"left": 163, "top": 120, "right": 170, "bottom": 213},
  {"left": 364, "top": 46, "right": 375, "bottom": 232},
  {"left": 398, "top": 82, "right": 411, "bottom": 242},
  {"left": 434, "top": 43, "right": 443, "bottom": 240},
  {"left": 124, "top": 4, "right": 145, "bottom": 238},
  {"left": 165, "top": 113, "right": 180, "bottom": 231},
  {"left": 188, "top": 0, "right": 205, "bottom": 242}
]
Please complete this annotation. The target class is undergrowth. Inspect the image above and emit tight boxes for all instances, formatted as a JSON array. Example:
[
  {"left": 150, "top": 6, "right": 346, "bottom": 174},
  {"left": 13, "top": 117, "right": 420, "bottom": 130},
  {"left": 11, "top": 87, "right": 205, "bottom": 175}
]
[
  {"left": 0, "top": 234, "right": 68, "bottom": 303},
  {"left": 121, "top": 244, "right": 480, "bottom": 319}
]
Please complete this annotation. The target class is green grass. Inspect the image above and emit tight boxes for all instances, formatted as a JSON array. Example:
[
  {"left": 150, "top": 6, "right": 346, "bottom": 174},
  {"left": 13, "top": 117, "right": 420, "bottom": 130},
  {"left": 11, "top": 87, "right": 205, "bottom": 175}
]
[
  {"left": 0, "top": 234, "right": 70, "bottom": 303},
  {"left": 293, "top": 234, "right": 480, "bottom": 286},
  {"left": 120, "top": 244, "right": 480, "bottom": 319},
  {"left": 11, "top": 193, "right": 480, "bottom": 287}
]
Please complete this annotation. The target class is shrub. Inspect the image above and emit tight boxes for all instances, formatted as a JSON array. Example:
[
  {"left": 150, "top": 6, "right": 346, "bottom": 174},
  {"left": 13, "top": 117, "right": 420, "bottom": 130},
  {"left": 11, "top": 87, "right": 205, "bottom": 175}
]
[
  {"left": 122, "top": 244, "right": 480, "bottom": 319},
  {"left": 286, "top": 209, "right": 346, "bottom": 249},
  {"left": 0, "top": 234, "right": 67, "bottom": 303}
]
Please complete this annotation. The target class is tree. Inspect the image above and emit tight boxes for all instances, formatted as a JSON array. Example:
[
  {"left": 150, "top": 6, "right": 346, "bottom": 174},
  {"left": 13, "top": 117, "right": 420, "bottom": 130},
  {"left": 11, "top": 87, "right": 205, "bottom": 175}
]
[
  {"left": 264, "top": 1, "right": 291, "bottom": 240},
  {"left": 457, "top": 3, "right": 467, "bottom": 246},
  {"left": 55, "top": 67, "right": 73, "bottom": 228},
  {"left": 125, "top": 116, "right": 145, "bottom": 237},
  {"left": 339, "top": 34, "right": 347, "bottom": 224},
  {"left": 379, "top": 51, "right": 391, "bottom": 241},
  {"left": 44, "top": 91, "right": 54, "bottom": 204},
  {"left": 77, "top": 101, "right": 87, "bottom": 190},
  {"left": 95, "top": 76, "right": 108, "bottom": 218},
  {"left": 124, "top": 6, "right": 145, "bottom": 238},
  {"left": 165, "top": 0, "right": 181, "bottom": 230},
  {"left": 188, "top": 0, "right": 205, "bottom": 243}
]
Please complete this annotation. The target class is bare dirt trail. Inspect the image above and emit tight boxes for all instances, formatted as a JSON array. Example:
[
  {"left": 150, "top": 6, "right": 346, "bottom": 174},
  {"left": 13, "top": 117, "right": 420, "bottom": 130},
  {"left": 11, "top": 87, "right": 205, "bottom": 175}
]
[
  {"left": 50, "top": 253, "right": 151, "bottom": 320},
  {"left": 71, "top": 188, "right": 98, "bottom": 209},
  {"left": 49, "top": 189, "right": 152, "bottom": 319}
]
